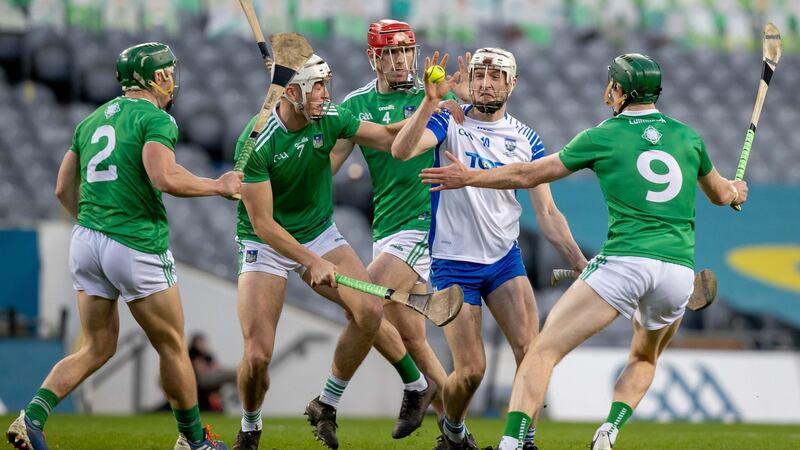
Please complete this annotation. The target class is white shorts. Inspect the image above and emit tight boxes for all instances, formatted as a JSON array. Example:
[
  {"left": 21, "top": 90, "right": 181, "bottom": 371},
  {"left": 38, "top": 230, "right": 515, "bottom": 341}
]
[
  {"left": 237, "top": 224, "right": 347, "bottom": 278},
  {"left": 372, "top": 230, "right": 431, "bottom": 282},
  {"left": 581, "top": 255, "right": 694, "bottom": 330},
  {"left": 70, "top": 225, "right": 177, "bottom": 302}
]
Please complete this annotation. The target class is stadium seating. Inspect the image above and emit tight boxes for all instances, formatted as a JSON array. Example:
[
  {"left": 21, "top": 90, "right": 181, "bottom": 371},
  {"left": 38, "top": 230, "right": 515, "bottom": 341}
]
[{"left": 1, "top": 2, "right": 798, "bottom": 349}]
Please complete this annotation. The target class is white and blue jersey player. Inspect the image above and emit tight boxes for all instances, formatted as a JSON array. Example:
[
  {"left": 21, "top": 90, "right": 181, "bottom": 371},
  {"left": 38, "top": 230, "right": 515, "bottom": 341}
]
[{"left": 392, "top": 48, "right": 588, "bottom": 449}]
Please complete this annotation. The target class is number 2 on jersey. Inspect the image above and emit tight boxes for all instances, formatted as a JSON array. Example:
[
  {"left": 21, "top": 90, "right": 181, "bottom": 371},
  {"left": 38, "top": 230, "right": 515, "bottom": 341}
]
[
  {"left": 636, "top": 150, "right": 682, "bottom": 203},
  {"left": 87, "top": 125, "right": 117, "bottom": 183}
]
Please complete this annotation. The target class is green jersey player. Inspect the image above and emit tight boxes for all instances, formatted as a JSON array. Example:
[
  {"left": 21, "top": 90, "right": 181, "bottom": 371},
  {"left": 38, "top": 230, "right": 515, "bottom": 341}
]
[
  {"left": 331, "top": 19, "right": 463, "bottom": 423},
  {"left": 6, "top": 43, "right": 240, "bottom": 450},
  {"left": 419, "top": 53, "right": 749, "bottom": 450},
  {"left": 232, "top": 54, "right": 435, "bottom": 450}
]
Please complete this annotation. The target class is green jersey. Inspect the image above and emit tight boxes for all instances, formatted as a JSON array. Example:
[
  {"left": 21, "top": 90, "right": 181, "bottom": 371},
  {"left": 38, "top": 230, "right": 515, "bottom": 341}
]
[
  {"left": 341, "top": 80, "right": 458, "bottom": 241},
  {"left": 559, "top": 109, "right": 713, "bottom": 268},
  {"left": 236, "top": 105, "right": 361, "bottom": 244},
  {"left": 71, "top": 97, "right": 178, "bottom": 254}
]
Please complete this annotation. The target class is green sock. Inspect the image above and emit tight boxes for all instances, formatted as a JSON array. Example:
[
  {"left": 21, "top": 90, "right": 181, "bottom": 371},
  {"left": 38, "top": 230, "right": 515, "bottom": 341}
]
[
  {"left": 391, "top": 352, "right": 422, "bottom": 384},
  {"left": 503, "top": 410, "right": 531, "bottom": 441},
  {"left": 606, "top": 401, "right": 633, "bottom": 430},
  {"left": 25, "top": 388, "right": 60, "bottom": 431},
  {"left": 173, "top": 404, "right": 204, "bottom": 443}
]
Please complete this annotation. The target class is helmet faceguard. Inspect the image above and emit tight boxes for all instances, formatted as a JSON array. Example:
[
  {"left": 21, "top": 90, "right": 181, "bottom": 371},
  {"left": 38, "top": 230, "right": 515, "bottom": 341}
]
[
  {"left": 284, "top": 54, "right": 334, "bottom": 122},
  {"left": 367, "top": 20, "right": 419, "bottom": 92},
  {"left": 468, "top": 48, "right": 516, "bottom": 114},
  {"left": 116, "top": 42, "right": 179, "bottom": 110},
  {"left": 605, "top": 53, "right": 662, "bottom": 115}
]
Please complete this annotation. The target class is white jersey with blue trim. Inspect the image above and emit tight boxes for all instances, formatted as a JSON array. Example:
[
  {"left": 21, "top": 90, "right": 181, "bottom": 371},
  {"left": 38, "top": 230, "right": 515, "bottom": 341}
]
[{"left": 427, "top": 105, "right": 545, "bottom": 264}]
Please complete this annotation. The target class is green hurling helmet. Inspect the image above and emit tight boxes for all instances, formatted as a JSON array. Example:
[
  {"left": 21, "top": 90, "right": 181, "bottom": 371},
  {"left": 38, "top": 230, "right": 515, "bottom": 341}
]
[
  {"left": 116, "top": 42, "right": 177, "bottom": 91},
  {"left": 607, "top": 53, "right": 662, "bottom": 104}
]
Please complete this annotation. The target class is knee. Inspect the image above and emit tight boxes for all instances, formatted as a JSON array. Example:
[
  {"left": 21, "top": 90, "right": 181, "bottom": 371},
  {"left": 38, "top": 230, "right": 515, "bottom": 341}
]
[
  {"left": 243, "top": 346, "right": 272, "bottom": 373},
  {"left": 527, "top": 341, "right": 563, "bottom": 369},
  {"left": 350, "top": 301, "right": 383, "bottom": 335},
  {"left": 628, "top": 349, "right": 658, "bottom": 365},
  {"left": 457, "top": 365, "right": 486, "bottom": 392},
  {"left": 83, "top": 340, "right": 117, "bottom": 369}
]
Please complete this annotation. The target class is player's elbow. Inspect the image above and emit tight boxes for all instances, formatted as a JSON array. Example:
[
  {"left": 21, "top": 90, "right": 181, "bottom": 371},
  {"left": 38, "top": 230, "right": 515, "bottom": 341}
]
[
  {"left": 151, "top": 176, "right": 175, "bottom": 194},
  {"left": 391, "top": 145, "right": 412, "bottom": 161}
]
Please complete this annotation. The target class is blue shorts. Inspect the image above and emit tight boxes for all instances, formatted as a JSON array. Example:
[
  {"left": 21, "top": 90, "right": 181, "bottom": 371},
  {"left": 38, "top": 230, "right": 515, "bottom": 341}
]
[{"left": 431, "top": 244, "right": 528, "bottom": 306}]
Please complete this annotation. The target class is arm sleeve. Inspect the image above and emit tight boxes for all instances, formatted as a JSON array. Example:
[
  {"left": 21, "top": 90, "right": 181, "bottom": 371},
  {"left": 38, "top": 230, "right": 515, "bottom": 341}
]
[
  {"left": 236, "top": 115, "right": 270, "bottom": 183},
  {"left": 696, "top": 134, "right": 713, "bottom": 176},
  {"left": 68, "top": 128, "right": 79, "bottom": 154},
  {"left": 144, "top": 113, "right": 179, "bottom": 152},
  {"left": 558, "top": 129, "right": 597, "bottom": 171},
  {"left": 336, "top": 105, "right": 361, "bottom": 139},
  {"left": 425, "top": 109, "right": 451, "bottom": 145},
  {"left": 526, "top": 128, "right": 546, "bottom": 161}
]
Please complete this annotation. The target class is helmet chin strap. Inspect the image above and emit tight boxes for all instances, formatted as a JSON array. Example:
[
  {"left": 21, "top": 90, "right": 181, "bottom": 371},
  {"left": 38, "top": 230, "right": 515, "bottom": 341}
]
[
  {"left": 147, "top": 71, "right": 175, "bottom": 109},
  {"left": 284, "top": 90, "right": 324, "bottom": 122}
]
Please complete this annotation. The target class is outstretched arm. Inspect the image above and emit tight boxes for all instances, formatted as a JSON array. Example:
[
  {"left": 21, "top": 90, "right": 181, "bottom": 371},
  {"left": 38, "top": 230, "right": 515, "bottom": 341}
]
[
  {"left": 528, "top": 184, "right": 587, "bottom": 272},
  {"left": 143, "top": 142, "right": 242, "bottom": 198},
  {"left": 420, "top": 152, "right": 572, "bottom": 191},
  {"left": 698, "top": 167, "right": 748, "bottom": 206}
]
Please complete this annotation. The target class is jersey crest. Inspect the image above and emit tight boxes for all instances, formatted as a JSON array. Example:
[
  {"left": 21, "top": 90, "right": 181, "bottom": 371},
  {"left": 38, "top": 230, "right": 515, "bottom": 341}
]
[
  {"left": 313, "top": 133, "right": 324, "bottom": 149},
  {"left": 642, "top": 125, "right": 662, "bottom": 145},
  {"left": 104, "top": 103, "right": 121, "bottom": 119},
  {"left": 403, "top": 105, "right": 417, "bottom": 118}
]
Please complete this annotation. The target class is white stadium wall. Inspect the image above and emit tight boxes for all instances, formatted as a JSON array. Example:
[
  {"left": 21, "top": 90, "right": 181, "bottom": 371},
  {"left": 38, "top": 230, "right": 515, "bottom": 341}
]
[{"left": 37, "top": 222, "right": 800, "bottom": 422}]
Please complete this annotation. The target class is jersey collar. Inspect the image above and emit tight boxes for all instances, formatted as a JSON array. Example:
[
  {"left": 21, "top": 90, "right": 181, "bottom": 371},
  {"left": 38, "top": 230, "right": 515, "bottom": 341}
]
[
  {"left": 618, "top": 108, "right": 660, "bottom": 117},
  {"left": 272, "top": 106, "right": 288, "bottom": 132}
]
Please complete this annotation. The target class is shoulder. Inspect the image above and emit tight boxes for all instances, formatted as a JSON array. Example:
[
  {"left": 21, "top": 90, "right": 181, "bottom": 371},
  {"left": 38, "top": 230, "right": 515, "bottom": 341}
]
[
  {"left": 506, "top": 114, "right": 543, "bottom": 145},
  {"left": 342, "top": 79, "right": 377, "bottom": 104},
  {"left": 253, "top": 116, "right": 281, "bottom": 151}
]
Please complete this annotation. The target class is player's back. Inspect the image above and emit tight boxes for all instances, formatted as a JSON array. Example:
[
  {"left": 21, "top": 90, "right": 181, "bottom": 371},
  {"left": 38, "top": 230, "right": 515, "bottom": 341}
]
[
  {"left": 71, "top": 96, "right": 178, "bottom": 254},
  {"left": 560, "top": 109, "right": 712, "bottom": 268}
]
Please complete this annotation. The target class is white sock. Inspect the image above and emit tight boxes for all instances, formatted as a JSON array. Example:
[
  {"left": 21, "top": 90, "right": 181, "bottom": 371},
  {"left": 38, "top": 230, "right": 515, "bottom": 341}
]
[
  {"left": 498, "top": 435, "right": 521, "bottom": 450},
  {"left": 524, "top": 425, "right": 536, "bottom": 444},
  {"left": 404, "top": 374, "right": 428, "bottom": 392},
  {"left": 595, "top": 422, "right": 619, "bottom": 445},
  {"left": 241, "top": 409, "right": 262, "bottom": 432},
  {"left": 443, "top": 417, "right": 466, "bottom": 442},
  {"left": 319, "top": 373, "right": 349, "bottom": 409}
]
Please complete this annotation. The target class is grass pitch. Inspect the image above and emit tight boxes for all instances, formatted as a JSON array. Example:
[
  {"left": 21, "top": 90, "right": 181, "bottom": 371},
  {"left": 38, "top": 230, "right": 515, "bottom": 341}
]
[{"left": 2, "top": 413, "right": 799, "bottom": 449}]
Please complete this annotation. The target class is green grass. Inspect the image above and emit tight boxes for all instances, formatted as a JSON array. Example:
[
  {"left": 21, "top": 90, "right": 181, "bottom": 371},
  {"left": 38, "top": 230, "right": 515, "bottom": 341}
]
[{"left": 2, "top": 414, "right": 799, "bottom": 449}]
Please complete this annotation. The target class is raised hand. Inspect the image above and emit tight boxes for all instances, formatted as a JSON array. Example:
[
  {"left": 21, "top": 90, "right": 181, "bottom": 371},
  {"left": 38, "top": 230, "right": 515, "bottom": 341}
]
[
  {"left": 423, "top": 51, "right": 462, "bottom": 102},
  {"left": 451, "top": 51, "right": 472, "bottom": 103}
]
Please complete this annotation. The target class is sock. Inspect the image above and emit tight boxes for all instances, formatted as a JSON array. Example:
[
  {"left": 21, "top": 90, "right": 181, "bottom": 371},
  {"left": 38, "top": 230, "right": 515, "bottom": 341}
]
[
  {"left": 606, "top": 401, "right": 633, "bottom": 431},
  {"left": 502, "top": 411, "right": 530, "bottom": 445},
  {"left": 595, "top": 422, "right": 619, "bottom": 446},
  {"left": 319, "top": 373, "right": 349, "bottom": 409},
  {"left": 524, "top": 424, "right": 536, "bottom": 444},
  {"left": 599, "top": 400, "right": 633, "bottom": 445},
  {"left": 498, "top": 436, "right": 521, "bottom": 450},
  {"left": 443, "top": 416, "right": 466, "bottom": 443},
  {"left": 173, "top": 404, "right": 205, "bottom": 443},
  {"left": 25, "top": 388, "right": 60, "bottom": 431},
  {"left": 392, "top": 353, "right": 427, "bottom": 391},
  {"left": 241, "top": 409, "right": 262, "bottom": 432}
]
